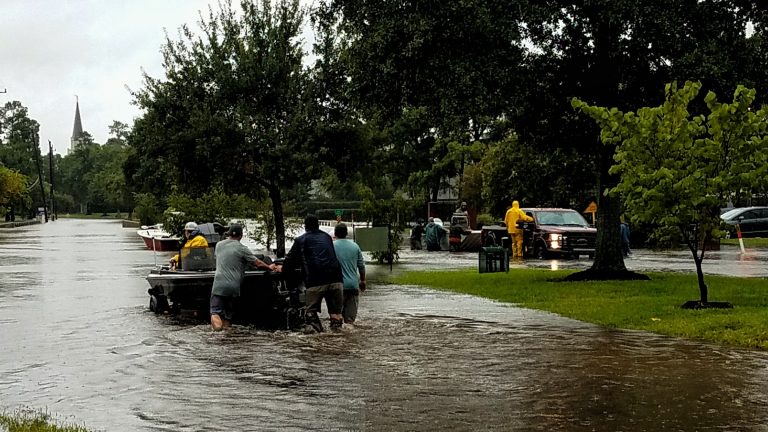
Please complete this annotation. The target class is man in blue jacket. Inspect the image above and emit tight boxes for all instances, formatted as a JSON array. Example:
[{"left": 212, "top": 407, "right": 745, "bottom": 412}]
[{"left": 282, "top": 214, "right": 344, "bottom": 331}]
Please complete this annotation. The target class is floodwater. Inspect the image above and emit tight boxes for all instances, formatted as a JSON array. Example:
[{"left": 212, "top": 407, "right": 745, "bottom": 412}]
[{"left": 1, "top": 219, "right": 767, "bottom": 431}]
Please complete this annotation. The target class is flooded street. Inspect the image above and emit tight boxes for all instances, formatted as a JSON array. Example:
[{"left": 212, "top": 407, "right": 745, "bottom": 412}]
[{"left": 1, "top": 219, "right": 767, "bottom": 431}]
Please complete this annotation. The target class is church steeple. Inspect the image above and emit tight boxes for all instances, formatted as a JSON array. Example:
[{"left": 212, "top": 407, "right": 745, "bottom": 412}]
[{"left": 70, "top": 96, "right": 83, "bottom": 153}]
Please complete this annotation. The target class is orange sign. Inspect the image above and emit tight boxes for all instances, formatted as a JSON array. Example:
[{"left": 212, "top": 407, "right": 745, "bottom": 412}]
[{"left": 584, "top": 201, "right": 597, "bottom": 214}]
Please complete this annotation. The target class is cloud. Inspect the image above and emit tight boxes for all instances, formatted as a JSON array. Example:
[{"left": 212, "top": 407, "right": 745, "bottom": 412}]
[{"left": 0, "top": 0, "right": 214, "bottom": 153}]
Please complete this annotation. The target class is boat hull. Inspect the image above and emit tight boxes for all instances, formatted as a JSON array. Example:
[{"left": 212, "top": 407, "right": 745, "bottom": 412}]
[
  {"left": 146, "top": 269, "right": 305, "bottom": 329},
  {"left": 138, "top": 231, "right": 180, "bottom": 251}
]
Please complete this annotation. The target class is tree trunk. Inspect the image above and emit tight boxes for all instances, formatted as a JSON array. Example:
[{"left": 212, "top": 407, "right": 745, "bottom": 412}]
[
  {"left": 586, "top": 5, "right": 626, "bottom": 274},
  {"left": 590, "top": 147, "right": 627, "bottom": 273},
  {"left": 268, "top": 184, "right": 286, "bottom": 258},
  {"left": 693, "top": 254, "right": 708, "bottom": 303},
  {"left": 685, "top": 229, "right": 709, "bottom": 304}
]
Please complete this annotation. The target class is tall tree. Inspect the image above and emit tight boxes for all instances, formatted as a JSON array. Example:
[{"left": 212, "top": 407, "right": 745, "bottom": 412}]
[
  {"left": 0, "top": 101, "right": 45, "bottom": 217},
  {"left": 58, "top": 132, "right": 98, "bottom": 213},
  {"left": 574, "top": 81, "right": 768, "bottom": 305},
  {"left": 130, "top": 0, "right": 324, "bottom": 257},
  {"left": 523, "top": 1, "right": 762, "bottom": 277},
  {"left": 325, "top": 0, "right": 527, "bottom": 201},
  {"left": 0, "top": 165, "right": 27, "bottom": 215}
]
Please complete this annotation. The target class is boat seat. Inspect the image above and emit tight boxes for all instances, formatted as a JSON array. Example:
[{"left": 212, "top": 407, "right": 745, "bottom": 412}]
[{"left": 181, "top": 247, "right": 216, "bottom": 271}]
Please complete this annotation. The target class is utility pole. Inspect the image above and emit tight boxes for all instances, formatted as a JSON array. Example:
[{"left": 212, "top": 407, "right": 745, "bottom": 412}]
[
  {"left": 48, "top": 140, "right": 56, "bottom": 221},
  {"left": 31, "top": 133, "right": 48, "bottom": 222}
]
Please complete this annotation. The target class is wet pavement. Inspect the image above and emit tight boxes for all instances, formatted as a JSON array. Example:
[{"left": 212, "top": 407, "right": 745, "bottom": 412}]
[{"left": 1, "top": 219, "right": 767, "bottom": 431}]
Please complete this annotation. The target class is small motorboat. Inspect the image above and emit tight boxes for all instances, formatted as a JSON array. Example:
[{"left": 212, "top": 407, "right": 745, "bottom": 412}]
[
  {"left": 137, "top": 222, "right": 227, "bottom": 252},
  {"left": 137, "top": 225, "right": 180, "bottom": 251},
  {"left": 145, "top": 251, "right": 307, "bottom": 330}
]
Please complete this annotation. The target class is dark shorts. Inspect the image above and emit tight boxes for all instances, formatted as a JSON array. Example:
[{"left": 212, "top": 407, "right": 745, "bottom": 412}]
[
  {"left": 305, "top": 282, "right": 343, "bottom": 315},
  {"left": 342, "top": 289, "right": 360, "bottom": 323},
  {"left": 210, "top": 294, "right": 235, "bottom": 321}
]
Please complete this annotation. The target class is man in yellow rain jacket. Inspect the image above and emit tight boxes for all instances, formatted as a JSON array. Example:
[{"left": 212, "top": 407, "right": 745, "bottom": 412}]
[
  {"left": 504, "top": 200, "right": 533, "bottom": 258},
  {"left": 170, "top": 221, "right": 209, "bottom": 269}
]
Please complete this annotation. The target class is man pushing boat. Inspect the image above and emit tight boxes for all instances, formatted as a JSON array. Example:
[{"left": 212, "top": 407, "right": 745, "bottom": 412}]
[{"left": 210, "top": 223, "right": 277, "bottom": 331}]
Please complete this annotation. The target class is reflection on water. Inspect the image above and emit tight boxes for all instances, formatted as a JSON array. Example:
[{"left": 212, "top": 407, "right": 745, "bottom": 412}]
[{"left": 0, "top": 220, "right": 767, "bottom": 431}]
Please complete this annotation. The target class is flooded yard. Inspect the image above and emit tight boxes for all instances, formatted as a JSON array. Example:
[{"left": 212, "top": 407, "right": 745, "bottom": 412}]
[{"left": 1, "top": 219, "right": 767, "bottom": 431}]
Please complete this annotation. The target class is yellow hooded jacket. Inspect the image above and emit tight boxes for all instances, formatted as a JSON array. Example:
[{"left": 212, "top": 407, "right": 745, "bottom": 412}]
[
  {"left": 504, "top": 201, "right": 533, "bottom": 234},
  {"left": 171, "top": 234, "right": 209, "bottom": 264}
]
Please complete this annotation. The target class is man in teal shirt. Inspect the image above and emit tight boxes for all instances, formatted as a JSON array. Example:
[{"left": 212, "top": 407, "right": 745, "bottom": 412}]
[
  {"left": 333, "top": 223, "right": 366, "bottom": 324},
  {"left": 210, "top": 223, "right": 276, "bottom": 331}
]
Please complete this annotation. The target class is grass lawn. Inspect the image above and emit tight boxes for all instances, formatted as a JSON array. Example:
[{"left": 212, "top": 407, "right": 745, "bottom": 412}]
[
  {"left": 391, "top": 269, "right": 768, "bottom": 349},
  {"left": 0, "top": 410, "right": 91, "bottom": 432},
  {"left": 721, "top": 237, "right": 768, "bottom": 248}
]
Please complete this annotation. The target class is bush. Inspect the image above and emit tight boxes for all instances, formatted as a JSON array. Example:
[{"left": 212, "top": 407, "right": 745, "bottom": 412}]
[
  {"left": 133, "top": 193, "right": 160, "bottom": 226},
  {"left": 476, "top": 213, "right": 495, "bottom": 229}
]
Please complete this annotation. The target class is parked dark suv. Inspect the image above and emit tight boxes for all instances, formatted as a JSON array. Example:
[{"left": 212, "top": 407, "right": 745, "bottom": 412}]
[
  {"left": 721, "top": 207, "right": 768, "bottom": 238},
  {"left": 520, "top": 208, "right": 597, "bottom": 259}
]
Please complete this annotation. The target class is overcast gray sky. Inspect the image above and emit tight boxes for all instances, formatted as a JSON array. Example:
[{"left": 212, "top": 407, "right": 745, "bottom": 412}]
[{"left": 1, "top": 0, "right": 312, "bottom": 155}]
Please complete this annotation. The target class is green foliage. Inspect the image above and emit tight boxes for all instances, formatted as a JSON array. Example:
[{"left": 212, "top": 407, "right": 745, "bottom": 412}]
[
  {"left": 327, "top": 1, "right": 527, "bottom": 202},
  {"left": 0, "top": 165, "right": 28, "bottom": 211},
  {"left": 357, "top": 185, "right": 408, "bottom": 227},
  {"left": 52, "top": 191, "right": 75, "bottom": 214},
  {"left": 370, "top": 226, "right": 402, "bottom": 265},
  {"left": 0, "top": 101, "right": 40, "bottom": 179},
  {"left": 356, "top": 185, "right": 407, "bottom": 263},
  {"left": 56, "top": 129, "right": 132, "bottom": 214},
  {"left": 0, "top": 101, "right": 45, "bottom": 217},
  {"left": 393, "top": 269, "right": 768, "bottom": 349},
  {"left": 243, "top": 207, "right": 302, "bottom": 251},
  {"left": 479, "top": 134, "right": 589, "bottom": 217},
  {"left": 161, "top": 187, "right": 260, "bottom": 236},
  {"left": 133, "top": 192, "right": 161, "bottom": 226},
  {"left": 0, "top": 408, "right": 91, "bottom": 432},
  {"left": 130, "top": 0, "right": 328, "bottom": 257},
  {"left": 475, "top": 213, "right": 495, "bottom": 229},
  {"left": 573, "top": 81, "right": 768, "bottom": 301}
]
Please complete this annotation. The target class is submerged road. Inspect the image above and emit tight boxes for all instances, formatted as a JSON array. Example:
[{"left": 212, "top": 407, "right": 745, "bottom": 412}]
[{"left": 0, "top": 219, "right": 767, "bottom": 431}]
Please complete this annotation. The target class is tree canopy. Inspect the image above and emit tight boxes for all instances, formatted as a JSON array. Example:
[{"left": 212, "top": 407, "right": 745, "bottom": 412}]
[
  {"left": 574, "top": 81, "right": 768, "bottom": 303},
  {"left": 128, "top": 0, "right": 329, "bottom": 257}
]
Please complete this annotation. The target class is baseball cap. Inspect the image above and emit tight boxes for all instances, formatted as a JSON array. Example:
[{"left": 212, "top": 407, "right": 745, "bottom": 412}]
[{"left": 227, "top": 223, "right": 243, "bottom": 237}]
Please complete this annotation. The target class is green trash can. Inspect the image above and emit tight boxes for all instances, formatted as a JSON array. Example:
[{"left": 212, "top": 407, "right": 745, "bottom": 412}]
[{"left": 479, "top": 246, "right": 509, "bottom": 273}]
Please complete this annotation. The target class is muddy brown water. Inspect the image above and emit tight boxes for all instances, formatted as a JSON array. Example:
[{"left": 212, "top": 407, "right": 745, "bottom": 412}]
[{"left": 1, "top": 220, "right": 767, "bottom": 431}]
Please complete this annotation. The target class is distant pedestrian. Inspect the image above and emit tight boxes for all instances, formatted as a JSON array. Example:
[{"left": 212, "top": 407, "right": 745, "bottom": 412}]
[
  {"left": 410, "top": 220, "right": 424, "bottom": 250},
  {"left": 281, "top": 214, "right": 345, "bottom": 332},
  {"left": 455, "top": 201, "right": 469, "bottom": 216},
  {"left": 424, "top": 217, "right": 445, "bottom": 251},
  {"left": 620, "top": 221, "right": 632, "bottom": 257},
  {"left": 210, "top": 223, "right": 276, "bottom": 331},
  {"left": 333, "top": 223, "right": 367, "bottom": 324},
  {"left": 504, "top": 200, "right": 534, "bottom": 259}
]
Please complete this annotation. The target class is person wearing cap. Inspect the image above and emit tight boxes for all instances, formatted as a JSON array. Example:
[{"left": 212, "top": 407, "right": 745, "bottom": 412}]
[
  {"left": 333, "top": 223, "right": 366, "bottom": 324},
  {"left": 210, "top": 223, "right": 277, "bottom": 331},
  {"left": 280, "top": 214, "right": 344, "bottom": 332},
  {"left": 169, "top": 221, "right": 209, "bottom": 269}
]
